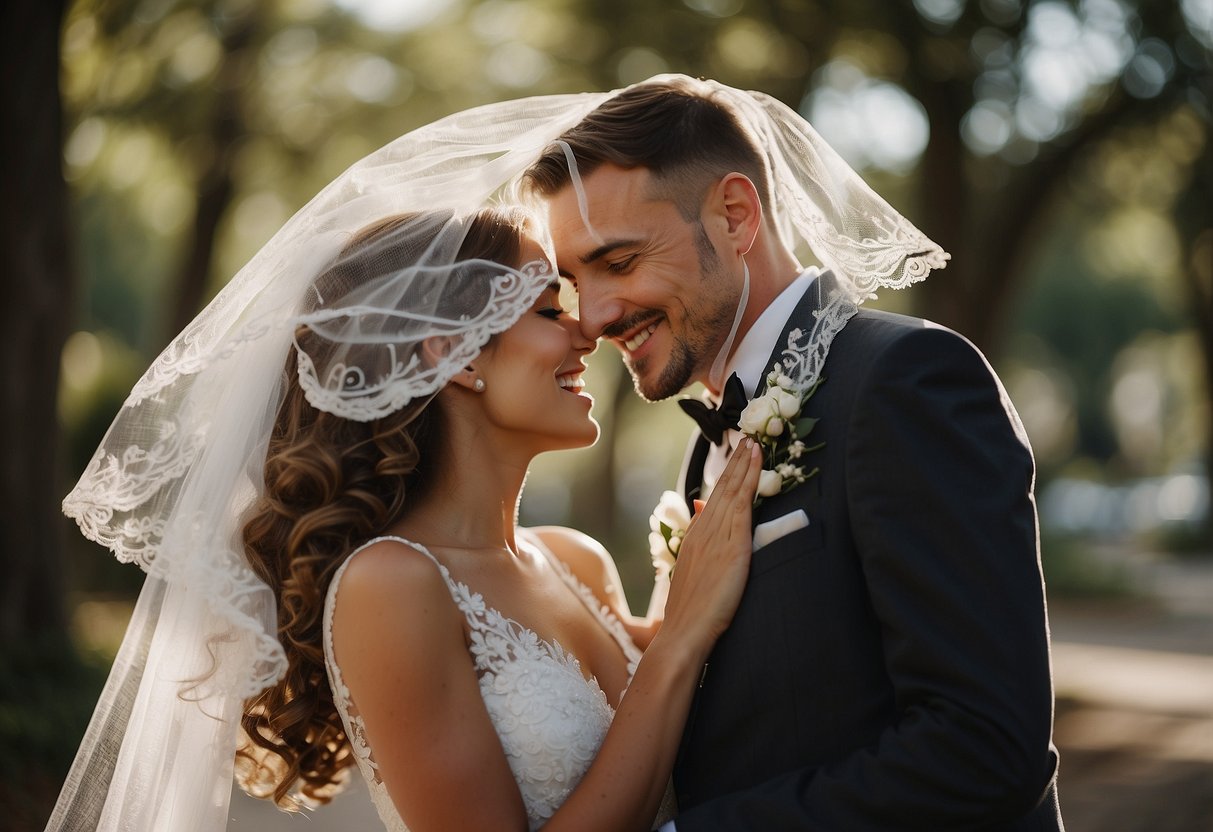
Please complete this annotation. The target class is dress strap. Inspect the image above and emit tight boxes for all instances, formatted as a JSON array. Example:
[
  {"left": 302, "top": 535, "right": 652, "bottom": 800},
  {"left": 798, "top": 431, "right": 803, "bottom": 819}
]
[{"left": 346, "top": 534, "right": 446, "bottom": 571}]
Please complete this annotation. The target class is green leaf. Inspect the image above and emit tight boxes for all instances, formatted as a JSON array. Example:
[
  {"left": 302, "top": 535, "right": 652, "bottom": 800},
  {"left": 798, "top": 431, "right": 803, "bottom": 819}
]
[{"left": 794, "top": 416, "right": 818, "bottom": 436}]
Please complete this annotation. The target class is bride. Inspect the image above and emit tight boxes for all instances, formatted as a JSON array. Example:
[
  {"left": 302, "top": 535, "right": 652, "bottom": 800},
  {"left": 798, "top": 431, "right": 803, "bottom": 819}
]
[
  {"left": 46, "top": 93, "right": 760, "bottom": 830},
  {"left": 239, "top": 207, "right": 760, "bottom": 830}
]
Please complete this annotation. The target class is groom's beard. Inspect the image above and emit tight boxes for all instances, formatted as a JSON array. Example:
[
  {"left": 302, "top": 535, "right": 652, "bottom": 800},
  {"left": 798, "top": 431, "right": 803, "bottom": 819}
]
[{"left": 621, "top": 224, "right": 738, "bottom": 402}]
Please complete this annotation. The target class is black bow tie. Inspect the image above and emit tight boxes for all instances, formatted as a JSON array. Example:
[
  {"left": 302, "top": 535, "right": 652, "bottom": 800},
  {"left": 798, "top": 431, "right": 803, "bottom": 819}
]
[{"left": 678, "top": 373, "right": 748, "bottom": 445}]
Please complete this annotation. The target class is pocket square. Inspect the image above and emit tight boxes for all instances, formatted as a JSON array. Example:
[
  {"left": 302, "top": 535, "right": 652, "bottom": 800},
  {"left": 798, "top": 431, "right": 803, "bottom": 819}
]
[{"left": 753, "top": 509, "right": 809, "bottom": 552}]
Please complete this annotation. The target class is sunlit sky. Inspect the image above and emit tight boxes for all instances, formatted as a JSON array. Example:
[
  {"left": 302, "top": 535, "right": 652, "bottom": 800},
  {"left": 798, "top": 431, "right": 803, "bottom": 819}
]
[{"left": 333, "top": 0, "right": 459, "bottom": 32}]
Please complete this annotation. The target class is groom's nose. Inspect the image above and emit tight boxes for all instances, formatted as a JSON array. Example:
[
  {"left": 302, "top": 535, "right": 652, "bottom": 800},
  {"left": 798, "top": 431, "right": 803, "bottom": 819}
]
[{"left": 573, "top": 279, "right": 623, "bottom": 342}]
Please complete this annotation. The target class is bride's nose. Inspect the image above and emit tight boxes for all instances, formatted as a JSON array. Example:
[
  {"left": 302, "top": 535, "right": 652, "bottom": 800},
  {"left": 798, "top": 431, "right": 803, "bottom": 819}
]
[{"left": 565, "top": 314, "right": 597, "bottom": 356}]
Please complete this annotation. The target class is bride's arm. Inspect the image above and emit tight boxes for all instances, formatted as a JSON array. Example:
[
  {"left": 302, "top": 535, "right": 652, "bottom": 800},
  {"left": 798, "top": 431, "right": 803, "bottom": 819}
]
[
  {"left": 537, "top": 440, "right": 761, "bottom": 832},
  {"left": 329, "top": 544, "right": 530, "bottom": 830}
]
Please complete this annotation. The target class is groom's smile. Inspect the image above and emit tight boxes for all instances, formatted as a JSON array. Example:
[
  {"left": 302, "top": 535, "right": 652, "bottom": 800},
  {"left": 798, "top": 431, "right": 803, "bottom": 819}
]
[{"left": 622, "top": 320, "right": 659, "bottom": 353}]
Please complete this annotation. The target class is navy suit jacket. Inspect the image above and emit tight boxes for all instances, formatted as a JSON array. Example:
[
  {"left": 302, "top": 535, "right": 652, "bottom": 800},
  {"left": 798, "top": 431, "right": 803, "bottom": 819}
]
[{"left": 671, "top": 276, "right": 1063, "bottom": 830}]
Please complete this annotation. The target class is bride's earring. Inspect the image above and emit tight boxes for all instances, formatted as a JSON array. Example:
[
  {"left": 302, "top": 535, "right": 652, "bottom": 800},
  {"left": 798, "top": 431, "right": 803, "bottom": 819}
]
[{"left": 473, "top": 378, "right": 486, "bottom": 392}]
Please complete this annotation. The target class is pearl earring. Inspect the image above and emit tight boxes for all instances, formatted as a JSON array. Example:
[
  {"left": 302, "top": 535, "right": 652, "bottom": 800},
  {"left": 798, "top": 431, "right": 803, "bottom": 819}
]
[{"left": 473, "top": 378, "right": 486, "bottom": 392}]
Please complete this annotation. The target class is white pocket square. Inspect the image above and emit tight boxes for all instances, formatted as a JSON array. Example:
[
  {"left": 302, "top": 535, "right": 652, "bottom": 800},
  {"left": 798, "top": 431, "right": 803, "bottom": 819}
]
[{"left": 753, "top": 509, "right": 809, "bottom": 552}]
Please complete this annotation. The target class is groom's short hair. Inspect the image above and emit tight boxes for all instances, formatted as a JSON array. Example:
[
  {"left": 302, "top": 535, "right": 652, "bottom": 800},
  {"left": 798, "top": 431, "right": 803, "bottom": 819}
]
[{"left": 522, "top": 75, "right": 772, "bottom": 222}]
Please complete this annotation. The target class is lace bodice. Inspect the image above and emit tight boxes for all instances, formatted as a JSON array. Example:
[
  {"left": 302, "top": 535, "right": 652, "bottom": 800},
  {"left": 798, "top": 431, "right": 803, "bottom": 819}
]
[{"left": 322, "top": 534, "right": 649, "bottom": 831}]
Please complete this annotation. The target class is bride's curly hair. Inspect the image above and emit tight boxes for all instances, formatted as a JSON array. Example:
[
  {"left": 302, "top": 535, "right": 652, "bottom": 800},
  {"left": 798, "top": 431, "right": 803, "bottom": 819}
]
[{"left": 236, "top": 206, "right": 530, "bottom": 807}]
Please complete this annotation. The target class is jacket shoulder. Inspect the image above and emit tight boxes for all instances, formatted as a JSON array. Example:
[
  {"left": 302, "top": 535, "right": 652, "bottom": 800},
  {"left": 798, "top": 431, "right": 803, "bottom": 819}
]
[{"left": 838, "top": 308, "right": 981, "bottom": 362}]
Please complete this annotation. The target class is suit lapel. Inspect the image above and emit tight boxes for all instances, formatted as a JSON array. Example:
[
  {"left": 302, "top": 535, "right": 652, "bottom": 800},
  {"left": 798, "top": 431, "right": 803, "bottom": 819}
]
[
  {"left": 752, "top": 270, "right": 837, "bottom": 397},
  {"left": 680, "top": 271, "right": 837, "bottom": 508}
]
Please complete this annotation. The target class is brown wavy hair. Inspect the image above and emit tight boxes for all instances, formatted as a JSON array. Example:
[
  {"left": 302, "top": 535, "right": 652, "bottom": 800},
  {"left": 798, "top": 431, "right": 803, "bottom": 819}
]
[{"left": 236, "top": 207, "right": 529, "bottom": 807}]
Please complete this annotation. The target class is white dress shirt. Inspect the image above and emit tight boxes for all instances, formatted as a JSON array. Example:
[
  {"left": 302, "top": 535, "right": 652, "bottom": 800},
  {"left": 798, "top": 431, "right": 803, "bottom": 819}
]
[{"left": 700, "top": 268, "right": 819, "bottom": 494}]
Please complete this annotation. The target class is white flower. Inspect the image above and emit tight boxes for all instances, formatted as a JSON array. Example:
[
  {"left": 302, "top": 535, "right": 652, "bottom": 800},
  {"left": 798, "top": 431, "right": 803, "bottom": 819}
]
[
  {"left": 766, "top": 364, "right": 795, "bottom": 389},
  {"left": 648, "top": 490, "right": 690, "bottom": 576},
  {"left": 772, "top": 388, "right": 801, "bottom": 419},
  {"left": 738, "top": 395, "right": 777, "bottom": 435},
  {"left": 650, "top": 489, "right": 690, "bottom": 533},
  {"left": 649, "top": 531, "right": 676, "bottom": 577},
  {"left": 757, "top": 469, "right": 783, "bottom": 497},
  {"left": 737, "top": 375, "right": 825, "bottom": 504},
  {"left": 776, "top": 462, "right": 806, "bottom": 483}
]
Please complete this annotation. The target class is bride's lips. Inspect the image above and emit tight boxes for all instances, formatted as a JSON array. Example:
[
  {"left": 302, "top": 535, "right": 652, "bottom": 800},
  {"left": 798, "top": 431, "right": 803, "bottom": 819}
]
[
  {"left": 556, "top": 362, "right": 588, "bottom": 395},
  {"left": 556, "top": 371, "right": 586, "bottom": 392}
]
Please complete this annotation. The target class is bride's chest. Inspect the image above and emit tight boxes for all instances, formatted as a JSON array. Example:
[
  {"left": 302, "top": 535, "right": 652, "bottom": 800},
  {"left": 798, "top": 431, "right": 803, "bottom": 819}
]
[{"left": 449, "top": 566, "right": 635, "bottom": 705}]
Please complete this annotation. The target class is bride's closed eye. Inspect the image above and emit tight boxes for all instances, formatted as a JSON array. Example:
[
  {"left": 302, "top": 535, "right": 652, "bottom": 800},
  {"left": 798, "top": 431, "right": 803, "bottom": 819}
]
[{"left": 537, "top": 307, "right": 565, "bottom": 320}]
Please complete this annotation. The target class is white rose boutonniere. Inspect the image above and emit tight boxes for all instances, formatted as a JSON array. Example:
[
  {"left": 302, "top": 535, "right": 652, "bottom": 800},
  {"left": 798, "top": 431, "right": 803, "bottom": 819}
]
[
  {"left": 647, "top": 489, "right": 691, "bottom": 578},
  {"left": 739, "top": 366, "right": 825, "bottom": 502}
]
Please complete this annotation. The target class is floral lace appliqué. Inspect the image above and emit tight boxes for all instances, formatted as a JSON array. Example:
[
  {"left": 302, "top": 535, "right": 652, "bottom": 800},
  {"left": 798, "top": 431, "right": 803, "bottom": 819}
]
[{"left": 323, "top": 535, "right": 641, "bottom": 831}]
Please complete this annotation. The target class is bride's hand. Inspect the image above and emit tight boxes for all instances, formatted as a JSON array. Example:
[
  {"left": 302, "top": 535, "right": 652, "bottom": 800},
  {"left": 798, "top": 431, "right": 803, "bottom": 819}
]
[{"left": 660, "top": 438, "right": 762, "bottom": 654}]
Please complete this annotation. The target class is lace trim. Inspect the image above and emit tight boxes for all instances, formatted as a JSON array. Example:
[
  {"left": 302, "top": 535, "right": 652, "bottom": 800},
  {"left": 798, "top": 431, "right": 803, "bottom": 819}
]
[
  {"left": 62, "top": 411, "right": 286, "bottom": 699},
  {"left": 323, "top": 534, "right": 641, "bottom": 830},
  {"left": 323, "top": 549, "right": 384, "bottom": 780},
  {"left": 779, "top": 291, "right": 859, "bottom": 392},
  {"left": 62, "top": 415, "right": 206, "bottom": 568},
  {"left": 296, "top": 261, "right": 552, "bottom": 423}
]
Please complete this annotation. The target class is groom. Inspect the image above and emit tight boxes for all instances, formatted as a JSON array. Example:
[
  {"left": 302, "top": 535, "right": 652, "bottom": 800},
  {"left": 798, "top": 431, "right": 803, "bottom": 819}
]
[{"left": 526, "top": 76, "right": 1063, "bottom": 830}]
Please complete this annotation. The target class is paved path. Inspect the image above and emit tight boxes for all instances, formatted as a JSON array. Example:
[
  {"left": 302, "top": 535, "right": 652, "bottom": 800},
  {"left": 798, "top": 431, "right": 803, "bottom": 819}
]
[{"left": 1049, "top": 601, "right": 1213, "bottom": 832}]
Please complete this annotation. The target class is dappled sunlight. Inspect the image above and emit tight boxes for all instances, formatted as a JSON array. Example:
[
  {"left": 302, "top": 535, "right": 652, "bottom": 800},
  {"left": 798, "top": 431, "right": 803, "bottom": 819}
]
[
  {"left": 71, "top": 598, "right": 135, "bottom": 660},
  {"left": 333, "top": 0, "right": 457, "bottom": 32},
  {"left": 803, "top": 60, "right": 930, "bottom": 174}
]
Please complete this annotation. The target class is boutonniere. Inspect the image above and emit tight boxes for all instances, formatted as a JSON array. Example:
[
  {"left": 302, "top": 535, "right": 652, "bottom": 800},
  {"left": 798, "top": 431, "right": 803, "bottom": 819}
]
[
  {"left": 649, "top": 368, "right": 823, "bottom": 576},
  {"left": 647, "top": 489, "right": 691, "bottom": 580},
  {"left": 738, "top": 364, "right": 824, "bottom": 501}
]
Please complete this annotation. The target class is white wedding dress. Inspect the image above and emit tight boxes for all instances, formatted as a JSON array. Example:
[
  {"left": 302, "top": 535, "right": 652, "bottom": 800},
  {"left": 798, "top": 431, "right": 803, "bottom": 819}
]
[{"left": 323, "top": 534, "right": 673, "bottom": 830}]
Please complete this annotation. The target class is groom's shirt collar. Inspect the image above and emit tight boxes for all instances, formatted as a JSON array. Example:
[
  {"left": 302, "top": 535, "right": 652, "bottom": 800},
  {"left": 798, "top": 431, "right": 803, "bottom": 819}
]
[
  {"left": 701, "top": 267, "right": 818, "bottom": 493},
  {"left": 709, "top": 266, "right": 820, "bottom": 404}
]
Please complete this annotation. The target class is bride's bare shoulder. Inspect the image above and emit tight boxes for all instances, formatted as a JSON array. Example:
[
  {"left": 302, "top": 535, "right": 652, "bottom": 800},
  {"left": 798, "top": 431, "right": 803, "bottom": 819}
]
[{"left": 331, "top": 537, "right": 456, "bottom": 624}]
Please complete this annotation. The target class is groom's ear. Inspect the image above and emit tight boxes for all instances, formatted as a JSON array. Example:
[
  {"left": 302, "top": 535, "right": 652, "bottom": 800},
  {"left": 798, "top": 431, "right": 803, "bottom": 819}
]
[{"left": 711, "top": 173, "right": 763, "bottom": 256}]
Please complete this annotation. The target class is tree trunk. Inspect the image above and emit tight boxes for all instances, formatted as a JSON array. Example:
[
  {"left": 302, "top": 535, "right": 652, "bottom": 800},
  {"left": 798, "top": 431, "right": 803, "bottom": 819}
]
[
  {"left": 1176, "top": 147, "right": 1213, "bottom": 546},
  {"left": 168, "top": 8, "right": 259, "bottom": 337},
  {"left": 0, "top": 0, "right": 72, "bottom": 646},
  {"left": 913, "top": 77, "right": 975, "bottom": 342}
]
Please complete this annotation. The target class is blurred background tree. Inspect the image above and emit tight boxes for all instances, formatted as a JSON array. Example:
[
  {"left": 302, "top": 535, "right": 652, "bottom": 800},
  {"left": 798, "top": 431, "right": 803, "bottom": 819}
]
[{"left": 3, "top": 0, "right": 1209, "bottom": 826}]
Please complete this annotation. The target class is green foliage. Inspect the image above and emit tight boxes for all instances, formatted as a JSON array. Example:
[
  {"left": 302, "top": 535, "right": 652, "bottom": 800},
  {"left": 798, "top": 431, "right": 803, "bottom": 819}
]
[
  {"left": 0, "top": 636, "right": 110, "bottom": 831},
  {"left": 1039, "top": 532, "right": 1137, "bottom": 599},
  {"left": 1151, "top": 521, "right": 1213, "bottom": 558},
  {"left": 1012, "top": 217, "right": 1186, "bottom": 466}
]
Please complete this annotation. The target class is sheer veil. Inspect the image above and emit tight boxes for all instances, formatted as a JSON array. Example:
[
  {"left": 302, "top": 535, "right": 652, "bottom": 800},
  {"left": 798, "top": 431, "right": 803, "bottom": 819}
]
[{"left": 46, "top": 75, "right": 945, "bottom": 831}]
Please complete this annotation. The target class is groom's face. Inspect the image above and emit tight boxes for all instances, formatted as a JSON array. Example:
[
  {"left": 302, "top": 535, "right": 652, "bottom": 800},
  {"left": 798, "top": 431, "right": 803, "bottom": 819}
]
[{"left": 544, "top": 164, "right": 740, "bottom": 402}]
